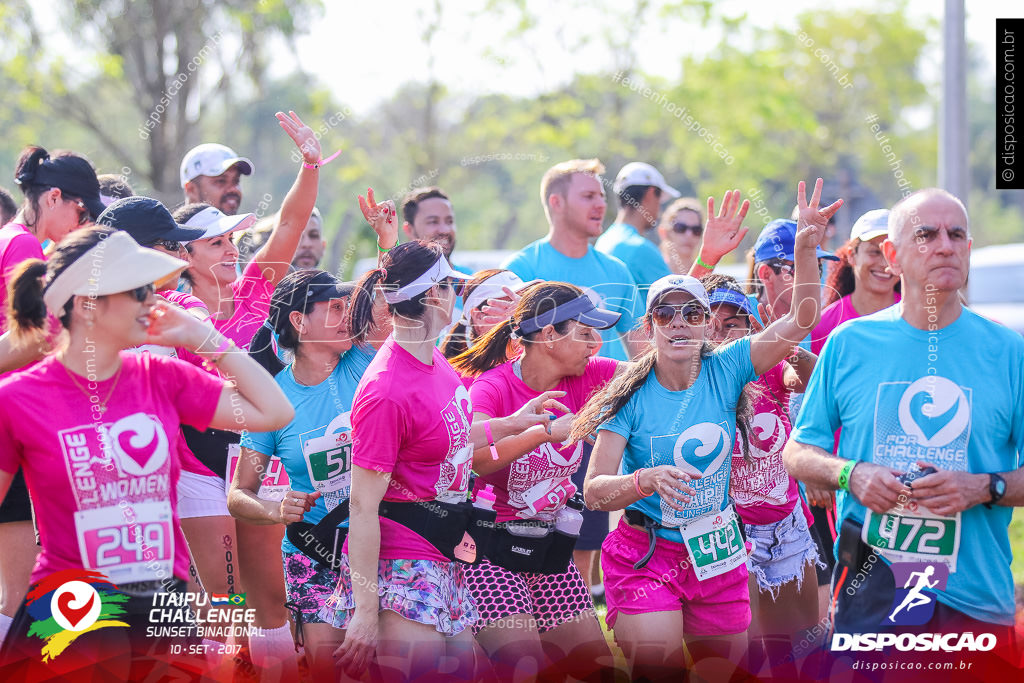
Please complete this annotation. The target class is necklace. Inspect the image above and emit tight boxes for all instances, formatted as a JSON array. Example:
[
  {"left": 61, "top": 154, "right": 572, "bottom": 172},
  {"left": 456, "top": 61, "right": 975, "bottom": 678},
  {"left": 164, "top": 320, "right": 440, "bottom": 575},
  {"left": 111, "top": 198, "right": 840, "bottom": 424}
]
[{"left": 60, "top": 355, "right": 124, "bottom": 415}]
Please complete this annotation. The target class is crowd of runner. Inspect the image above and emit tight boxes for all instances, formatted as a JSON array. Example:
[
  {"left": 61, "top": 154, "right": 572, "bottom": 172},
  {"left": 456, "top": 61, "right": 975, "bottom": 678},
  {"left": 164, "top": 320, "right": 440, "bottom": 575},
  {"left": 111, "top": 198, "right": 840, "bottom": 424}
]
[{"left": 0, "top": 110, "right": 1019, "bottom": 682}]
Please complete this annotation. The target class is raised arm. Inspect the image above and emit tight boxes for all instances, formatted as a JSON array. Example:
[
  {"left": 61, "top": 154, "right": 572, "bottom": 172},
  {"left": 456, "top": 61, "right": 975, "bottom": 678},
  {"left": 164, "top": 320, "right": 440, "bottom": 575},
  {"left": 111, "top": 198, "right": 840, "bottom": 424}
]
[
  {"left": 687, "top": 190, "right": 750, "bottom": 279},
  {"left": 749, "top": 178, "right": 841, "bottom": 376},
  {"left": 357, "top": 188, "right": 399, "bottom": 264},
  {"left": 252, "top": 111, "right": 322, "bottom": 286}
]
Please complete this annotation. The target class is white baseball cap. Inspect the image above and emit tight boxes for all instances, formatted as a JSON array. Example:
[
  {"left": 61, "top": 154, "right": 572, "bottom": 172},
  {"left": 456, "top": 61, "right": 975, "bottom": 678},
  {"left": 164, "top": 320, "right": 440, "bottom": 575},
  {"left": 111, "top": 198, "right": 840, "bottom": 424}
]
[
  {"left": 849, "top": 209, "right": 890, "bottom": 242},
  {"left": 180, "top": 143, "right": 254, "bottom": 187},
  {"left": 613, "top": 162, "right": 681, "bottom": 199},
  {"left": 646, "top": 274, "right": 711, "bottom": 312},
  {"left": 183, "top": 206, "right": 258, "bottom": 241}
]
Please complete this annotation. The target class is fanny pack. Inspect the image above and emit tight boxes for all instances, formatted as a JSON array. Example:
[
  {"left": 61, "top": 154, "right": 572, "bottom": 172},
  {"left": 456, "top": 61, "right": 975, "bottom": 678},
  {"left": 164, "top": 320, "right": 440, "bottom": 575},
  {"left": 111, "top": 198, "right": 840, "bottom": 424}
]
[
  {"left": 286, "top": 500, "right": 351, "bottom": 572},
  {"left": 830, "top": 517, "right": 896, "bottom": 635},
  {"left": 378, "top": 499, "right": 496, "bottom": 564},
  {"left": 485, "top": 520, "right": 579, "bottom": 574},
  {"left": 181, "top": 425, "right": 239, "bottom": 481},
  {"left": 625, "top": 506, "right": 748, "bottom": 573}
]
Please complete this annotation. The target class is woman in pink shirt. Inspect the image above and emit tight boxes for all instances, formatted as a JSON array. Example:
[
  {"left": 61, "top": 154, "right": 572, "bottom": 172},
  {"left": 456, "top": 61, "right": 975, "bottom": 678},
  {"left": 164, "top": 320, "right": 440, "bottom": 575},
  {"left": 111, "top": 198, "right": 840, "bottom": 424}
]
[
  {"left": 450, "top": 281, "right": 621, "bottom": 681},
  {"left": 0, "top": 145, "right": 105, "bottom": 643},
  {"left": 0, "top": 227, "right": 291, "bottom": 675},
  {"left": 327, "top": 241, "right": 556, "bottom": 680}
]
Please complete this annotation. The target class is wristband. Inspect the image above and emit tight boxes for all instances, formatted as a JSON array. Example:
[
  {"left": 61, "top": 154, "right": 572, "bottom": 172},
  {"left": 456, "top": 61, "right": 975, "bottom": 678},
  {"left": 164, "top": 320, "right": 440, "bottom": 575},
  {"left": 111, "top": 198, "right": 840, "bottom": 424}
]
[
  {"left": 302, "top": 149, "right": 342, "bottom": 170},
  {"left": 483, "top": 421, "right": 499, "bottom": 461},
  {"left": 633, "top": 469, "right": 653, "bottom": 497},
  {"left": 696, "top": 255, "right": 715, "bottom": 270},
  {"left": 377, "top": 240, "right": 397, "bottom": 254},
  {"left": 837, "top": 460, "right": 857, "bottom": 492}
]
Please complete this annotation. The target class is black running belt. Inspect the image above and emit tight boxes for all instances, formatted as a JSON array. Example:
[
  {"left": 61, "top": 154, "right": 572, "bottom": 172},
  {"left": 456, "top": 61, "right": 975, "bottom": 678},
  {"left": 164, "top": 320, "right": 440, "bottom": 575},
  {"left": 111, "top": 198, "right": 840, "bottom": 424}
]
[{"left": 181, "top": 425, "right": 240, "bottom": 480}]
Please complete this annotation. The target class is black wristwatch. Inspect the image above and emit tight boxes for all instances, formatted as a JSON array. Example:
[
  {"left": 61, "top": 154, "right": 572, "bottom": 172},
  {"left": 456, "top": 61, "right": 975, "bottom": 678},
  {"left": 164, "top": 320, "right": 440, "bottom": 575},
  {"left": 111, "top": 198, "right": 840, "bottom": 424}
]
[{"left": 985, "top": 473, "right": 1007, "bottom": 509}]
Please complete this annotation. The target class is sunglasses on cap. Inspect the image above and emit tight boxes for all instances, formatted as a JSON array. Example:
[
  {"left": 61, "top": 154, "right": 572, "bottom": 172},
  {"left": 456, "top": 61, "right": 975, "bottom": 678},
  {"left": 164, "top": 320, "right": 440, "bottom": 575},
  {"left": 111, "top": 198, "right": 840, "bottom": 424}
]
[
  {"left": 127, "top": 283, "right": 155, "bottom": 303},
  {"left": 651, "top": 303, "right": 708, "bottom": 327},
  {"left": 672, "top": 222, "right": 702, "bottom": 236},
  {"left": 438, "top": 277, "right": 467, "bottom": 297}
]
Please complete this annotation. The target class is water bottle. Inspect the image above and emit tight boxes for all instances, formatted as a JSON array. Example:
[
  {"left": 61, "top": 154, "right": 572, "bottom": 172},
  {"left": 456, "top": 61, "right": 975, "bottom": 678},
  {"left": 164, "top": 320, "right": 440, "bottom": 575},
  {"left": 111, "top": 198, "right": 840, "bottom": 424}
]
[
  {"left": 554, "top": 493, "right": 585, "bottom": 536},
  {"left": 473, "top": 485, "right": 496, "bottom": 511}
]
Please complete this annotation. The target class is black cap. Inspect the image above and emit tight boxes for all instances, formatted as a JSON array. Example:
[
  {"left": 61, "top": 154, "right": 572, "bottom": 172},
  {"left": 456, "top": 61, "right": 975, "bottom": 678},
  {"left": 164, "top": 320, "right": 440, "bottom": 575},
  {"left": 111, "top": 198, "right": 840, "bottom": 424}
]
[
  {"left": 97, "top": 196, "right": 206, "bottom": 246},
  {"left": 22, "top": 154, "right": 106, "bottom": 220}
]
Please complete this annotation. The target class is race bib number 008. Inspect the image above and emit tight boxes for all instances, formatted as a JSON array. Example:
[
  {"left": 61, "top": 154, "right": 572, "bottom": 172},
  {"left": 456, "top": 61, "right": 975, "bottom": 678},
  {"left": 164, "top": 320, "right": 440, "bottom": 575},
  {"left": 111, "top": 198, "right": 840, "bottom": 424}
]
[
  {"left": 75, "top": 502, "right": 174, "bottom": 583},
  {"left": 681, "top": 505, "right": 746, "bottom": 581},
  {"left": 862, "top": 503, "right": 961, "bottom": 572}
]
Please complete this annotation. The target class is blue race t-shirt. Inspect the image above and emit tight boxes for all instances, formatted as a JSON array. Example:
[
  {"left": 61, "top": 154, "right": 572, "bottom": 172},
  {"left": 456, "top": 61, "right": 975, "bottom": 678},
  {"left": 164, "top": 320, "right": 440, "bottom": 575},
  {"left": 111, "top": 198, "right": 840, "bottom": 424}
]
[
  {"left": 595, "top": 222, "right": 670, "bottom": 300},
  {"left": 597, "top": 337, "right": 756, "bottom": 541},
  {"left": 242, "top": 344, "right": 377, "bottom": 554},
  {"left": 503, "top": 237, "right": 643, "bottom": 361},
  {"left": 791, "top": 305, "right": 1024, "bottom": 625}
]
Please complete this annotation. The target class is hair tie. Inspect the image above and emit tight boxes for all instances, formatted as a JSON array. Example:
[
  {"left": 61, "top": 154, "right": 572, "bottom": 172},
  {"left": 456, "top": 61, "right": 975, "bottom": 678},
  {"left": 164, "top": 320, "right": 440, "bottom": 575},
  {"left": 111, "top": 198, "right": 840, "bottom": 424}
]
[{"left": 378, "top": 267, "right": 388, "bottom": 280}]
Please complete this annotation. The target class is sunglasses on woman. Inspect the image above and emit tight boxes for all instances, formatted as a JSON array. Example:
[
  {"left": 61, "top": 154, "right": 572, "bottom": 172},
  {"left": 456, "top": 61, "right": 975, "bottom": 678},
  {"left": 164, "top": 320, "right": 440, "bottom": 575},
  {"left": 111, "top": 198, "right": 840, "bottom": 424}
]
[
  {"left": 63, "top": 195, "right": 90, "bottom": 225},
  {"left": 651, "top": 303, "right": 707, "bottom": 327},
  {"left": 127, "top": 283, "right": 155, "bottom": 302},
  {"left": 438, "top": 277, "right": 466, "bottom": 297},
  {"left": 152, "top": 239, "right": 182, "bottom": 252},
  {"left": 672, "top": 222, "right": 702, "bottom": 236}
]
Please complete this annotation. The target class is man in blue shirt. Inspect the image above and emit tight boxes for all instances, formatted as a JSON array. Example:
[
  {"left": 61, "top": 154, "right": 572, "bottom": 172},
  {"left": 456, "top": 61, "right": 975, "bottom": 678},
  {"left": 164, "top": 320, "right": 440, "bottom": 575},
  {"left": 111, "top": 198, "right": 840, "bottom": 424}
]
[
  {"left": 595, "top": 162, "right": 677, "bottom": 298},
  {"left": 502, "top": 159, "right": 645, "bottom": 362},
  {"left": 784, "top": 188, "right": 1024, "bottom": 644}
]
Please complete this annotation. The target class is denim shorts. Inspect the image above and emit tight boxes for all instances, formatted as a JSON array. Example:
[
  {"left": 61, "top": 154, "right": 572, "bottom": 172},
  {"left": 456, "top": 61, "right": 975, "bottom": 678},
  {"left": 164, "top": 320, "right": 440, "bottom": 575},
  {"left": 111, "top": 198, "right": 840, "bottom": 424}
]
[{"left": 743, "top": 505, "right": 824, "bottom": 598}]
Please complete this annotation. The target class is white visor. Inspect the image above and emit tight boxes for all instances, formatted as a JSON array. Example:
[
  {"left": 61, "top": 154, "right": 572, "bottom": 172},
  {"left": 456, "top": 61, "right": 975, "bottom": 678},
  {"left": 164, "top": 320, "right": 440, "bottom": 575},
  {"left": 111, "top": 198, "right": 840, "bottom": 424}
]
[
  {"left": 184, "top": 206, "right": 258, "bottom": 241},
  {"left": 458, "top": 272, "right": 541, "bottom": 325},
  {"left": 381, "top": 256, "right": 471, "bottom": 304}
]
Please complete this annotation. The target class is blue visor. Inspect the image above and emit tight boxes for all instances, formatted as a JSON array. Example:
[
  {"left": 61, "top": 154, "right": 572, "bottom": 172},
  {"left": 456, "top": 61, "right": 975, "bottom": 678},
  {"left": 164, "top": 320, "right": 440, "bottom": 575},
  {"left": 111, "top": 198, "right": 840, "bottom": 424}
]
[
  {"left": 516, "top": 294, "right": 621, "bottom": 336},
  {"left": 708, "top": 288, "right": 753, "bottom": 315}
]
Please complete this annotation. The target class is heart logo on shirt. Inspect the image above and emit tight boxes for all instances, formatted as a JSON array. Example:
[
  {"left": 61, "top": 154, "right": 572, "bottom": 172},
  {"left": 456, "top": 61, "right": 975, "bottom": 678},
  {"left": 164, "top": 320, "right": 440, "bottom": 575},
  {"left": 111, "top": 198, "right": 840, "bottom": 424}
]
[
  {"left": 750, "top": 412, "right": 786, "bottom": 457},
  {"left": 105, "top": 413, "right": 170, "bottom": 476},
  {"left": 896, "top": 377, "right": 970, "bottom": 449}
]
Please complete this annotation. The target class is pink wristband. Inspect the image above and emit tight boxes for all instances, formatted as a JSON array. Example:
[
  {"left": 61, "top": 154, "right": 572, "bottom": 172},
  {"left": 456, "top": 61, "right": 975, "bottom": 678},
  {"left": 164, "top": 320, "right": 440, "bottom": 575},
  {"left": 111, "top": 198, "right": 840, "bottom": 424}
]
[
  {"left": 633, "top": 469, "right": 652, "bottom": 497},
  {"left": 302, "top": 149, "right": 342, "bottom": 170},
  {"left": 484, "top": 421, "right": 499, "bottom": 461}
]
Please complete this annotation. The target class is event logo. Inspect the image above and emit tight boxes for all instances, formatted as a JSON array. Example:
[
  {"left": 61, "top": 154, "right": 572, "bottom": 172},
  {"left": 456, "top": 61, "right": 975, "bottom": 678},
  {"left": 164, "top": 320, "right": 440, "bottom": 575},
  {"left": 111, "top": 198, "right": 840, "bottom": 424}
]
[
  {"left": 25, "top": 569, "right": 128, "bottom": 661},
  {"left": 672, "top": 422, "right": 730, "bottom": 476},
  {"left": 749, "top": 412, "right": 786, "bottom": 457},
  {"left": 887, "top": 562, "right": 947, "bottom": 625},
  {"left": 896, "top": 377, "right": 969, "bottom": 448},
  {"left": 104, "top": 413, "right": 169, "bottom": 476}
]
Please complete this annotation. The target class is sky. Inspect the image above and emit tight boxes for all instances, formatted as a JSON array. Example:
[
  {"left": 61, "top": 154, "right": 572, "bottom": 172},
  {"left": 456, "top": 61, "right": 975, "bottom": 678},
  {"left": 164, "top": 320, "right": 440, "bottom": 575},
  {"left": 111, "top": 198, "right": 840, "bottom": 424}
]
[{"left": 284, "top": 0, "right": 1009, "bottom": 115}]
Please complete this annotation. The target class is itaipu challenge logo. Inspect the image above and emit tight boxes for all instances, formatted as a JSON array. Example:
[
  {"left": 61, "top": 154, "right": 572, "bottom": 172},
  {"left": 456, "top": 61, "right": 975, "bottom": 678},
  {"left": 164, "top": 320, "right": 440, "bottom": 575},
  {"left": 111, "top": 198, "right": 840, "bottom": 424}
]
[{"left": 25, "top": 569, "right": 129, "bottom": 661}]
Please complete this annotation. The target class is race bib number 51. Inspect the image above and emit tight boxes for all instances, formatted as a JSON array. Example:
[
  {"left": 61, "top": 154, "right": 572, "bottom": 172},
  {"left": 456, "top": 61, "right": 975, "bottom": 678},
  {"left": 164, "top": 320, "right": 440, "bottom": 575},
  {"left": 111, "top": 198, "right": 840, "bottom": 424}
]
[
  {"left": 75, "top": 502, "right": 174, "bottom": 584},
  {"left": 863, "top": 501, "right": 961, "bottom": 572}
]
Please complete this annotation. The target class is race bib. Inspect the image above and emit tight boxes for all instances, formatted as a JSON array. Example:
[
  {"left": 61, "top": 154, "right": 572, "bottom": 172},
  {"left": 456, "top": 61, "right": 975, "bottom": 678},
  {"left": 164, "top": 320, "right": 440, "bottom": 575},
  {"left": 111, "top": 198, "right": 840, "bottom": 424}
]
[
  {"left": 862, "top": 501, "right": 961, "bottom": 572},
  {"left": 75, "top": 502, "right": 174, "bottom": 583},
  {"left": 226, "top": 443, "right": 291, "bottom": 501},
  {"left": 680, "top": 505, "right": 746, "bottom": 581},
  {"left": 302, "top": 430, "right": 352, "bottom": 512}
]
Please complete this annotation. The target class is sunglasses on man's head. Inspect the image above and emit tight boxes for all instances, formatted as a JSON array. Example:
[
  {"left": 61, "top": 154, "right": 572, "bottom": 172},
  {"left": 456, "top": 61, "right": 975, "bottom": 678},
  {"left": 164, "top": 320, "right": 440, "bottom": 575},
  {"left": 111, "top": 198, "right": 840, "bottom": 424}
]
[
  {"left": 651, "top": 303, "right": 707, "bottom": 327},
  {"left": 127, "top": 283, "right": 155, "bottom": 303},
  {"left": 672, "top": 222, "right": 702, "bottom": 236}
]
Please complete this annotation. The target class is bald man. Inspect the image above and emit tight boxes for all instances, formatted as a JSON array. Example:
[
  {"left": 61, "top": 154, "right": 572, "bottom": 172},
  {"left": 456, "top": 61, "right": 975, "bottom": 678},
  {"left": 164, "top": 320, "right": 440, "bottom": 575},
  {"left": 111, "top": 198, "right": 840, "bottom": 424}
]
[{"left": 784, "top": 188, "right": 1024, "bottom": 646}]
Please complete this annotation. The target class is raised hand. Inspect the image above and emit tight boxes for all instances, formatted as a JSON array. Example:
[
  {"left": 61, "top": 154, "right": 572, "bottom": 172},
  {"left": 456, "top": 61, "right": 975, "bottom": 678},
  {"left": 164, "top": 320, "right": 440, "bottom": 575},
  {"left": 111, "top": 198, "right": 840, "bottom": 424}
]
[
  {"left": 477, "top": 286, "right": 520, "bottom": 327},
  {"left": 276, "top": 110, "right": 321, "bottom": 165},
  {"left": 700, "top": 190, "right": 750, "bottom": 265},
  {"left": 145, "top": 300, "right": 216, "bottom": 351},
  {"left": 794, "top": 178, "right": 843, "bottom": 250},
  {"left": 509, "top": 390, "right": 572, "bottom": 433},
  {"left": 358, "top": 187, "right": 399, "bottom": 251}
]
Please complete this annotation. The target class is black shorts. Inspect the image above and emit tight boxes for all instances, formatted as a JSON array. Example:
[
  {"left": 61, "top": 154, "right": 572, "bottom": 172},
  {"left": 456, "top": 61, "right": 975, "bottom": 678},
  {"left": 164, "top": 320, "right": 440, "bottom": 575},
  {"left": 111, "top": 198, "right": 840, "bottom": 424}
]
[
  {"left": 569, "top": 442, "right": 608, "bottom": 552},
  {"left": 808, "top": 503, "right": 837, "bottom": 586},
  {"left": 0, "top": 469, "right": 33, "bottom": 524}
]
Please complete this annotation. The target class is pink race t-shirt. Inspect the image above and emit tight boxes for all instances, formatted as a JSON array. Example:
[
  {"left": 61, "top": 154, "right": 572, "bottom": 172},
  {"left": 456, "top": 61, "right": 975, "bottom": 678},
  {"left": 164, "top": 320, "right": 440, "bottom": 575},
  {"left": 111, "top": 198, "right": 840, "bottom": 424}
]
[
  {"left": 346, "top": 337, "right": 473, "bottom": 562},
  {"left": 730, "top": 361, "right": 800, "bottom": 525},
  {"left": 810, "top": 293, "right": 901, "bottom": 355},
  {"left": 212, "top": 260, "right": 274, "bottom": 350},
  {"left": 0, "top": 223, "right": 43, "bottom": 333},
  {"left": 470, "top": 356, "right": 617, "bottom": 522},
  {"left": 0, "top": 352, "right": 223, "bottom": 584}
]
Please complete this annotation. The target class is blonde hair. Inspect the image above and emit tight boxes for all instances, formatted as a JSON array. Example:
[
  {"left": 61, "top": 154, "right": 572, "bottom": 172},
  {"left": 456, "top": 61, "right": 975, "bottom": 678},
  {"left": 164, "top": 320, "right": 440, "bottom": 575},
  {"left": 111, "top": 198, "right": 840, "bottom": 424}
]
[
  {"left": 539, "top": 159, "right": 605, "bottom": 220},
  {"left": 660, "top": 197, "right": 703, "bottom": 228}
]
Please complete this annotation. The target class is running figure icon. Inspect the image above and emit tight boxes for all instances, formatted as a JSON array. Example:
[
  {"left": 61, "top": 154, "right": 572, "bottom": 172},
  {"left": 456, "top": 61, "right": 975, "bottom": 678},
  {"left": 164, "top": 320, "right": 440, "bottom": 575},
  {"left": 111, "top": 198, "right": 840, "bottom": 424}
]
[{"left": 888, "top": 565, "right": 939, "bottom": 622}]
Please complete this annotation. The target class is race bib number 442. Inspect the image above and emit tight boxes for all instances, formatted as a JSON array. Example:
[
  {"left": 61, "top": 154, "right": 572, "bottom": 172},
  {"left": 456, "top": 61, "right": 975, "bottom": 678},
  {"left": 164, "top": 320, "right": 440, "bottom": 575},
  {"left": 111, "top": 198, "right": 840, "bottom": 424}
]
[{"left": 681, "top": 505, "right": 746, "bottom": 581}]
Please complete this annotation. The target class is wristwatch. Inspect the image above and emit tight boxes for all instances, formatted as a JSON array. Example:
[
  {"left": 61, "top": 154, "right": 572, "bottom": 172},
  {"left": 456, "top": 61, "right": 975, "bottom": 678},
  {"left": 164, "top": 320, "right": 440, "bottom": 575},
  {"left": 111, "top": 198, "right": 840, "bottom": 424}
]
[{"left": 985, "top": 473, "right": 1007, "bottom": 509}]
